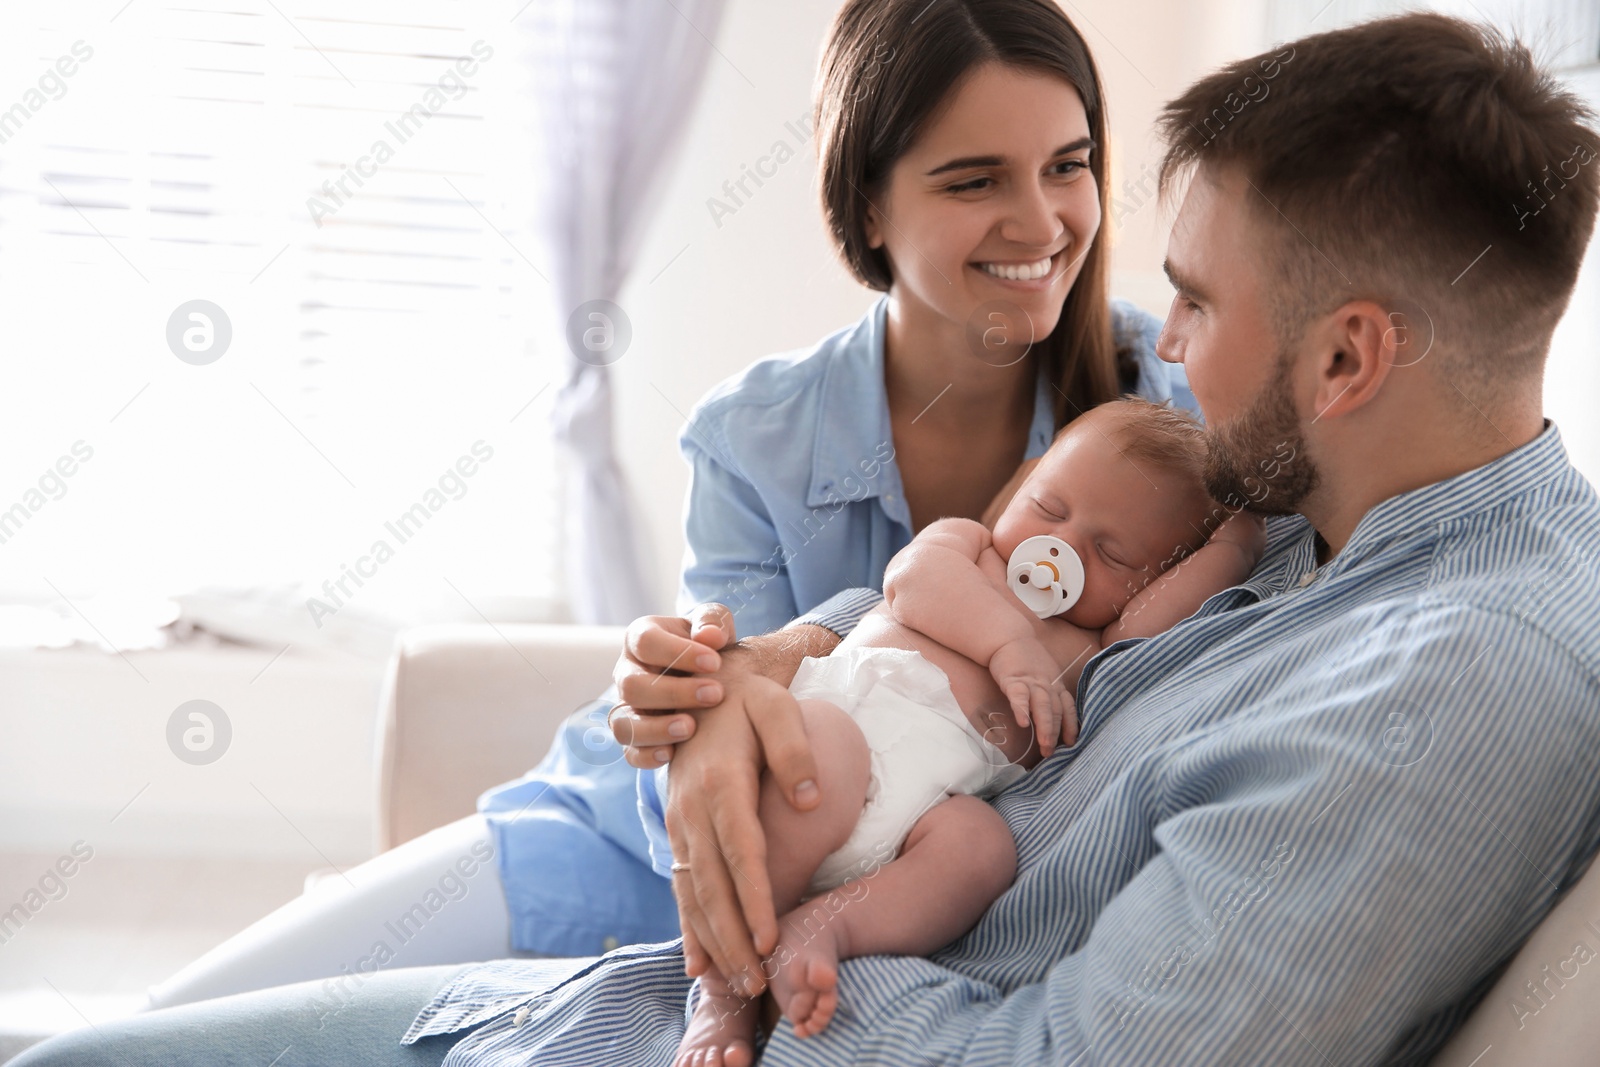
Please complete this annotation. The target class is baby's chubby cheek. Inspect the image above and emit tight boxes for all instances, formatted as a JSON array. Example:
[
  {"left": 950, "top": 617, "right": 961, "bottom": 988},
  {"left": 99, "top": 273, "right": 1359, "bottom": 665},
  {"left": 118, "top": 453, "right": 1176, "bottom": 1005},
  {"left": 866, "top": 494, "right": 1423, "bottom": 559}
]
[
  {"left": 989, "top": 514, "right": 1029, "bottom": 561},
  {"left": 1064, "top": 573, "right": 1132, "bottom": 630},
  {"left": 991, "top": 508, "right": 1066, "bottom": 564}
]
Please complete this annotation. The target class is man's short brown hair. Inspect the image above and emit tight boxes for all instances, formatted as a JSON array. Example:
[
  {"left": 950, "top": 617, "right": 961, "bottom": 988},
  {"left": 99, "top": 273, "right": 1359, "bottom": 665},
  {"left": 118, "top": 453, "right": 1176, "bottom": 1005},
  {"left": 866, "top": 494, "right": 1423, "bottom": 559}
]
[{"left": 1156, "top": 13, "right": 1599, "bottom": 387}]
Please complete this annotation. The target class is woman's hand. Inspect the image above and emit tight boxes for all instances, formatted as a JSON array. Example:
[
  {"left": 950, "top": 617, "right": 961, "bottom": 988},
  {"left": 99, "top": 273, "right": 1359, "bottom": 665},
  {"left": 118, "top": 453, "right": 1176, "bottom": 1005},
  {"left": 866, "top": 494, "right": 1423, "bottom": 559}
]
[{"left": 609, "top": 603, "right": 737, "bottom": 766}]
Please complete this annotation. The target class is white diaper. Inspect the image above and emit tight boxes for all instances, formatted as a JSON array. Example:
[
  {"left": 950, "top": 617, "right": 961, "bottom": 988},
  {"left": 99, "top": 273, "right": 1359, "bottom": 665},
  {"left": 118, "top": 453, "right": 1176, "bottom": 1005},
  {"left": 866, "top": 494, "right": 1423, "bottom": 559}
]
[{"left": 790, "top": 644, "right": 1027, "bottom": 899}]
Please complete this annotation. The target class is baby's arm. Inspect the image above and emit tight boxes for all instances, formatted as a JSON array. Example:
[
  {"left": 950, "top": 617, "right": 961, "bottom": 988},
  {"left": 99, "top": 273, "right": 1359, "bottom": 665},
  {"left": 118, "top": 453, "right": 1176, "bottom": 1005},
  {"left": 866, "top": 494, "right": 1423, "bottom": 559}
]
[
  {"left": 884, "top": 517, "right": 1071, "bottom": 754},
  {"left": 1103, "top": 510, "right": 1268, "bottom": 644}
]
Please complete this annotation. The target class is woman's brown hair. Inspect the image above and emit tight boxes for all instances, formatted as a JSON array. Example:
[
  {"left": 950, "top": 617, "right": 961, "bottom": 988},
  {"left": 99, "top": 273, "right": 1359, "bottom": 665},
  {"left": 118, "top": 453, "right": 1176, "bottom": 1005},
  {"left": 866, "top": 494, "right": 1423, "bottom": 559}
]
[{"left": 815, "top": 0, "right": 1135, "bottom": 429}]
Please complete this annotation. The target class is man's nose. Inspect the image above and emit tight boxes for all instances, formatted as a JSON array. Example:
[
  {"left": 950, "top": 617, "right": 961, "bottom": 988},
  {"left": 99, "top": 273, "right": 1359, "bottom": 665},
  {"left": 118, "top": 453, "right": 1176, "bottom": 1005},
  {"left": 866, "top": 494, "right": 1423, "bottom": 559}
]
[{"left": 1155, "top": 320, "right": 1181, "bottom": 365}]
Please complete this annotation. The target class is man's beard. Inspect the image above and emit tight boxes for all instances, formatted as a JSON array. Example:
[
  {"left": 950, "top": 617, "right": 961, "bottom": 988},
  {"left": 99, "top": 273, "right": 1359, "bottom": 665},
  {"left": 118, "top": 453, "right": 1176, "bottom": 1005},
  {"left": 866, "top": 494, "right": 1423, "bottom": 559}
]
[{"left": 1201, "top": 348, "right": 1320, "bottom": 516}]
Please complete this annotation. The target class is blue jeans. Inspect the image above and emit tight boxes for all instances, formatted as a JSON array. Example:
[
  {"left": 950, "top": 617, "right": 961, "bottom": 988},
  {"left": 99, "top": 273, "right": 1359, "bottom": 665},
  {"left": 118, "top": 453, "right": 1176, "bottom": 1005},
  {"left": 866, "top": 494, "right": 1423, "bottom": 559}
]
[{"left": 11, "top": 965, "right": 469, "bottom": 1067}]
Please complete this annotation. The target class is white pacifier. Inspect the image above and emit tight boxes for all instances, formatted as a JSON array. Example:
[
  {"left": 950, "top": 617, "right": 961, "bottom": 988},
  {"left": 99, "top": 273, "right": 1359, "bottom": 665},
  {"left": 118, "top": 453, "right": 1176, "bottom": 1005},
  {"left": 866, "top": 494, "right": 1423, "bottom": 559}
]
[{"left": 1006, "top": 534, "right": 1085, "bottom": 619}]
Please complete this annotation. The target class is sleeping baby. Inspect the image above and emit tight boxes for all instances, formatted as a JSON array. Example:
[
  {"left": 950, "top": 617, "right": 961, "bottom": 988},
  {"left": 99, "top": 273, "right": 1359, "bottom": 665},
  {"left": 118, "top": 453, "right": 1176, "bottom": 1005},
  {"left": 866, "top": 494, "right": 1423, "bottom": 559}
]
[{"left": 658, "top": 396, "right": 1268, "bottom": 1066}]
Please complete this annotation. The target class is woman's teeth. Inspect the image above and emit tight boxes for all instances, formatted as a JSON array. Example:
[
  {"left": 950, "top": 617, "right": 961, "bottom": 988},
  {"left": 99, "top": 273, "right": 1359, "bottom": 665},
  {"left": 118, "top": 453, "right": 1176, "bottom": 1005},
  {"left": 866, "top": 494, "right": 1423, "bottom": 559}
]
[{"left": 978, "top": 254, "right": 1054, "bottom": 281}]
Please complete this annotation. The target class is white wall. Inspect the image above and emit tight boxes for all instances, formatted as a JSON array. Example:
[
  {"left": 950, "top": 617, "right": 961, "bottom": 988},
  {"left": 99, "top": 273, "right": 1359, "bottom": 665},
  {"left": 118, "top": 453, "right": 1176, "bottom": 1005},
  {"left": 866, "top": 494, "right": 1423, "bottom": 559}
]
[
  {"left": 1547, "top": 65, "right": 1600, "bottom": 492},
  {"left": 611, "top": 0, "right": 1275, "bottom": 617}
]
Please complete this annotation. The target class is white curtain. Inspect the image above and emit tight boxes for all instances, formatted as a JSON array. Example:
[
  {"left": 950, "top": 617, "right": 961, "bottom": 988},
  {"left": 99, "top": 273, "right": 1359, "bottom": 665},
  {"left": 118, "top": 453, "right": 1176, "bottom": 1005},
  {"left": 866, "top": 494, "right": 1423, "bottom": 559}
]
[{"left": 528, "top": 0, "right": 729, "bottom": 623}]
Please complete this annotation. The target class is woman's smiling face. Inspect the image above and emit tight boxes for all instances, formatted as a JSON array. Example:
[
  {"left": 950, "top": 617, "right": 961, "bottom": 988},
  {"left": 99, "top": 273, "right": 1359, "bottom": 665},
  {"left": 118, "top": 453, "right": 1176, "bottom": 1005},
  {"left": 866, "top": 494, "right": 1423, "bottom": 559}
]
[{"left": 863, "top": 61, "right": 1101, "bottom": 346}]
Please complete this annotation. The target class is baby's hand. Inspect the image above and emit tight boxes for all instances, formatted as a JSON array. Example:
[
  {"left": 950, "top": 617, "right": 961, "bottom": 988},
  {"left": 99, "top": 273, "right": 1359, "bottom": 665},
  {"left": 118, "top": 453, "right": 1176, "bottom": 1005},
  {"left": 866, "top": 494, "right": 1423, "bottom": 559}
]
[
  {"left": 1210, "top": 510, "right": 1269, "bottom": 569},
  {"left": 988, "top": 636, "right": 1070, "bottom": 757}
]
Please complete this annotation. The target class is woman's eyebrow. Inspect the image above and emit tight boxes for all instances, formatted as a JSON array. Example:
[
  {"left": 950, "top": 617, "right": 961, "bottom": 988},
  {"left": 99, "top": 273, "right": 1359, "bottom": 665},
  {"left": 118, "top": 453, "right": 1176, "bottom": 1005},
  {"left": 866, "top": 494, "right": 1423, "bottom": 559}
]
[{"left": 925, "top": 136, "right": 1096, "bottom": 177}]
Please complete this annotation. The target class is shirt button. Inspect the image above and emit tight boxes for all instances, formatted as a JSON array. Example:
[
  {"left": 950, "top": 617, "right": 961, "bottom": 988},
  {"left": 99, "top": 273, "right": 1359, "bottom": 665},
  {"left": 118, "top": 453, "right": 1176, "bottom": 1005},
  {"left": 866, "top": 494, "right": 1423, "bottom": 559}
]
[
  {"left": 1297, "top": 572, "right": 1315, "bottom": 587},
  {"left": 512, "top": 1004, "right": 531, "bottom": 1027},
  {"left": 602, "top": 935, "right": 619, "bottom": 951}
]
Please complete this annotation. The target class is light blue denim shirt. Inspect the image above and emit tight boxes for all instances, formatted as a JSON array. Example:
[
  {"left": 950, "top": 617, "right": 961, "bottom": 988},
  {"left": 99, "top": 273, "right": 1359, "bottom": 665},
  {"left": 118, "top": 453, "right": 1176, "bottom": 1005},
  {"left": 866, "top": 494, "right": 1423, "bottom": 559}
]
[
  {"left": 421, "top": 418, "right": 1600, "bottom": 1067},
  {"left": 479, "top": 294, "right": 1191, "bottom": 955}
]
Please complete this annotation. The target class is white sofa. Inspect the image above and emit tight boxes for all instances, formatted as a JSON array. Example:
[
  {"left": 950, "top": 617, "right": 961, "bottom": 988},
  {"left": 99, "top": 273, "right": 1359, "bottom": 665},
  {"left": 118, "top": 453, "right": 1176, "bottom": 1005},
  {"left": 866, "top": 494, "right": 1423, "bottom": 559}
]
[
  {"left": 375, "top": 623, "right": 630, "bottom": 849},
  {"left": 375, "top": 623, "right": 1599, "bottom": 1064}
]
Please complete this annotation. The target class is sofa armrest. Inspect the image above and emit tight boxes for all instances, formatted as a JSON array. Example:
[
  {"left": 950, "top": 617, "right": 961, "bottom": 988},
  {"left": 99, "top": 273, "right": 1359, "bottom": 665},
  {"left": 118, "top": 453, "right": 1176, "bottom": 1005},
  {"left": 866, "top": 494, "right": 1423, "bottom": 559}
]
[
  {"left": 1430, "top": 853, "right": 1600, "bottom": 1064},
  {"left": 374, "top": 623, "right": 627, "bottom": 850}
]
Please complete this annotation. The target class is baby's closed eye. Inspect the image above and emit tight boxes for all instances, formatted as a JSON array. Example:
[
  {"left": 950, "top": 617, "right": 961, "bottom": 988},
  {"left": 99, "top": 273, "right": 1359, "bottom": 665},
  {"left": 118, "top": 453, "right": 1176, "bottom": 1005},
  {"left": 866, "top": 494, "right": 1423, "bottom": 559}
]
[{"left": 1098, "top": 542, "right": 1135, "bottom": 568}]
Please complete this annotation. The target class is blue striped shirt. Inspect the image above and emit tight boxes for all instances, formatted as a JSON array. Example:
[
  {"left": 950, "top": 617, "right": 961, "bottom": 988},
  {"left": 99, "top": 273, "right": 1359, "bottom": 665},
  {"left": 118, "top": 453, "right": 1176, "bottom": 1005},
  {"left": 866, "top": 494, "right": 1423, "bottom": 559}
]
[{"left": 414, "top": 417, "right": 1600, "bottom": 1065}]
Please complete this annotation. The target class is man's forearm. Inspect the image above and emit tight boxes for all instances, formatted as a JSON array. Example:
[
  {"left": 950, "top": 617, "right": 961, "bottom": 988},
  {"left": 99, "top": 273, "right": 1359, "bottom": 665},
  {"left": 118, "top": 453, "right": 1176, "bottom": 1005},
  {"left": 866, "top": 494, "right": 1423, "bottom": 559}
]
[{"left": 725, "top": 623, "right": 841, "bottom": 688}]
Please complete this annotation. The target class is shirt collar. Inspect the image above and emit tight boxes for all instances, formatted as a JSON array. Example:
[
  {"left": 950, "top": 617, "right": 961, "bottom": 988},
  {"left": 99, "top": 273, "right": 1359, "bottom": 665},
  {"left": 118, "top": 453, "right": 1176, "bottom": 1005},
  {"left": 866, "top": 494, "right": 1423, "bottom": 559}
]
[
  {"left": 806, "top": 295, "right": 1057, "bottom": 519},
  {"left": 1254, "top": 417, "right": 1570, "bottom": 594},
  {"left": 806, "top": 295, "right": 897, "bottom": 511},
  {"left": 1331, "top": 416, "right": 1567, "bottom": 569}
]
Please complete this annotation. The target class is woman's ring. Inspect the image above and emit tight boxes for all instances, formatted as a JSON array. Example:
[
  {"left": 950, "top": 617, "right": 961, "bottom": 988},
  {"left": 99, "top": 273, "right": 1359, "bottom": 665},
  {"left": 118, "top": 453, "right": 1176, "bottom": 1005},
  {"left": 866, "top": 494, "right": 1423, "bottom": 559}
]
[
  {"left": 670, "top": 862, "right": 691, "bottom": 874},
  {"left": 606, "top": 702, "right": 628, "bottom": 732}
]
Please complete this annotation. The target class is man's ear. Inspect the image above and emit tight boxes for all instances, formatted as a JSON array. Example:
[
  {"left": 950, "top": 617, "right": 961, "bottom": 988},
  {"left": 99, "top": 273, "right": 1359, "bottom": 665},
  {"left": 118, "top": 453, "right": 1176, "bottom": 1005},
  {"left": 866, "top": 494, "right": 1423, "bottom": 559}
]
[{"left": 1303, "top": 299, "right": 1399, "bottom": 423}]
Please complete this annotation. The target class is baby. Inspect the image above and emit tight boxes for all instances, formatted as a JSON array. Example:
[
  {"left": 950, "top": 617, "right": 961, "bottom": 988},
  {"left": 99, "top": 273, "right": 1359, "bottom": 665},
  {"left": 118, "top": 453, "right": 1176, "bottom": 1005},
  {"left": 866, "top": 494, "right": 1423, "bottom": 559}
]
[{"left": 663, "top": 397, "right": 1267, "bottom": 1066}]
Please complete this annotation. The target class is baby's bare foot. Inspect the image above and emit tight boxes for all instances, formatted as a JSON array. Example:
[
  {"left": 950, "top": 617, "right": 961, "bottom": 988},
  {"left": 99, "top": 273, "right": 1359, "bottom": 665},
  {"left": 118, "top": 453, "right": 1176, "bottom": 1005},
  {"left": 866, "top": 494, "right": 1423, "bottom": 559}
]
[
  {"left": 767, "top": 897, "right": 851, "bottom": 1038},
  {"left": 674, "top": 967, "right": 758, "bottom": 1067}
]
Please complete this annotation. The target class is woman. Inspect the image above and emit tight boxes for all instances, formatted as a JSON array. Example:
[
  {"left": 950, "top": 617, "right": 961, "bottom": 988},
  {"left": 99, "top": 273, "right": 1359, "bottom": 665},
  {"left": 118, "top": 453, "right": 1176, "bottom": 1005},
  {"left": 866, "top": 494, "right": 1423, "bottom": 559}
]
[{"left": 29, "top": 0, "right": 1198, "bottom": 1060}]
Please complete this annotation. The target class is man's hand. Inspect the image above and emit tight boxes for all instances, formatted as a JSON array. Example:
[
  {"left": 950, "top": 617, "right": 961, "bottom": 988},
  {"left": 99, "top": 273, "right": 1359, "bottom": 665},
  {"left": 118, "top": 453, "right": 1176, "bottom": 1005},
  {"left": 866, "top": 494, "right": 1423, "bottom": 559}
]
[
  {"left": 989, "top": 635, "right": 1072, "bottom": 757},
  {"left": 662, "top": 673, "right": 812, "bottom": 996},
  {"left": 609, "top": 602, "right": 843, "bottom": 989}
]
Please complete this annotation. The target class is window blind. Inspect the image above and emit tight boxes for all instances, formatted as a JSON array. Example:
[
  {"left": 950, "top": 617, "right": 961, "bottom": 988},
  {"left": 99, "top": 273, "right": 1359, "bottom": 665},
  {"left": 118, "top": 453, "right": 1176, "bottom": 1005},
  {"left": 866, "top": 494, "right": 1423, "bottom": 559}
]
[
  {"left": 1270, "top": 0, "right": 1599, "bottom": 69},
  {"left": 0, "top": 0, "right": 563, "bottom": 629}
]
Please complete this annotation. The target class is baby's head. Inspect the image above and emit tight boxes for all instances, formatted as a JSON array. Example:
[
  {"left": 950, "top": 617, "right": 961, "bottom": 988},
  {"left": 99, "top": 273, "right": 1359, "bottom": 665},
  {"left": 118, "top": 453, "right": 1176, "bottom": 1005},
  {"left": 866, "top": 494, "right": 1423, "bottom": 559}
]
[{"left": 992, "top": 398, "right": 1219, "bottom": 629}]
